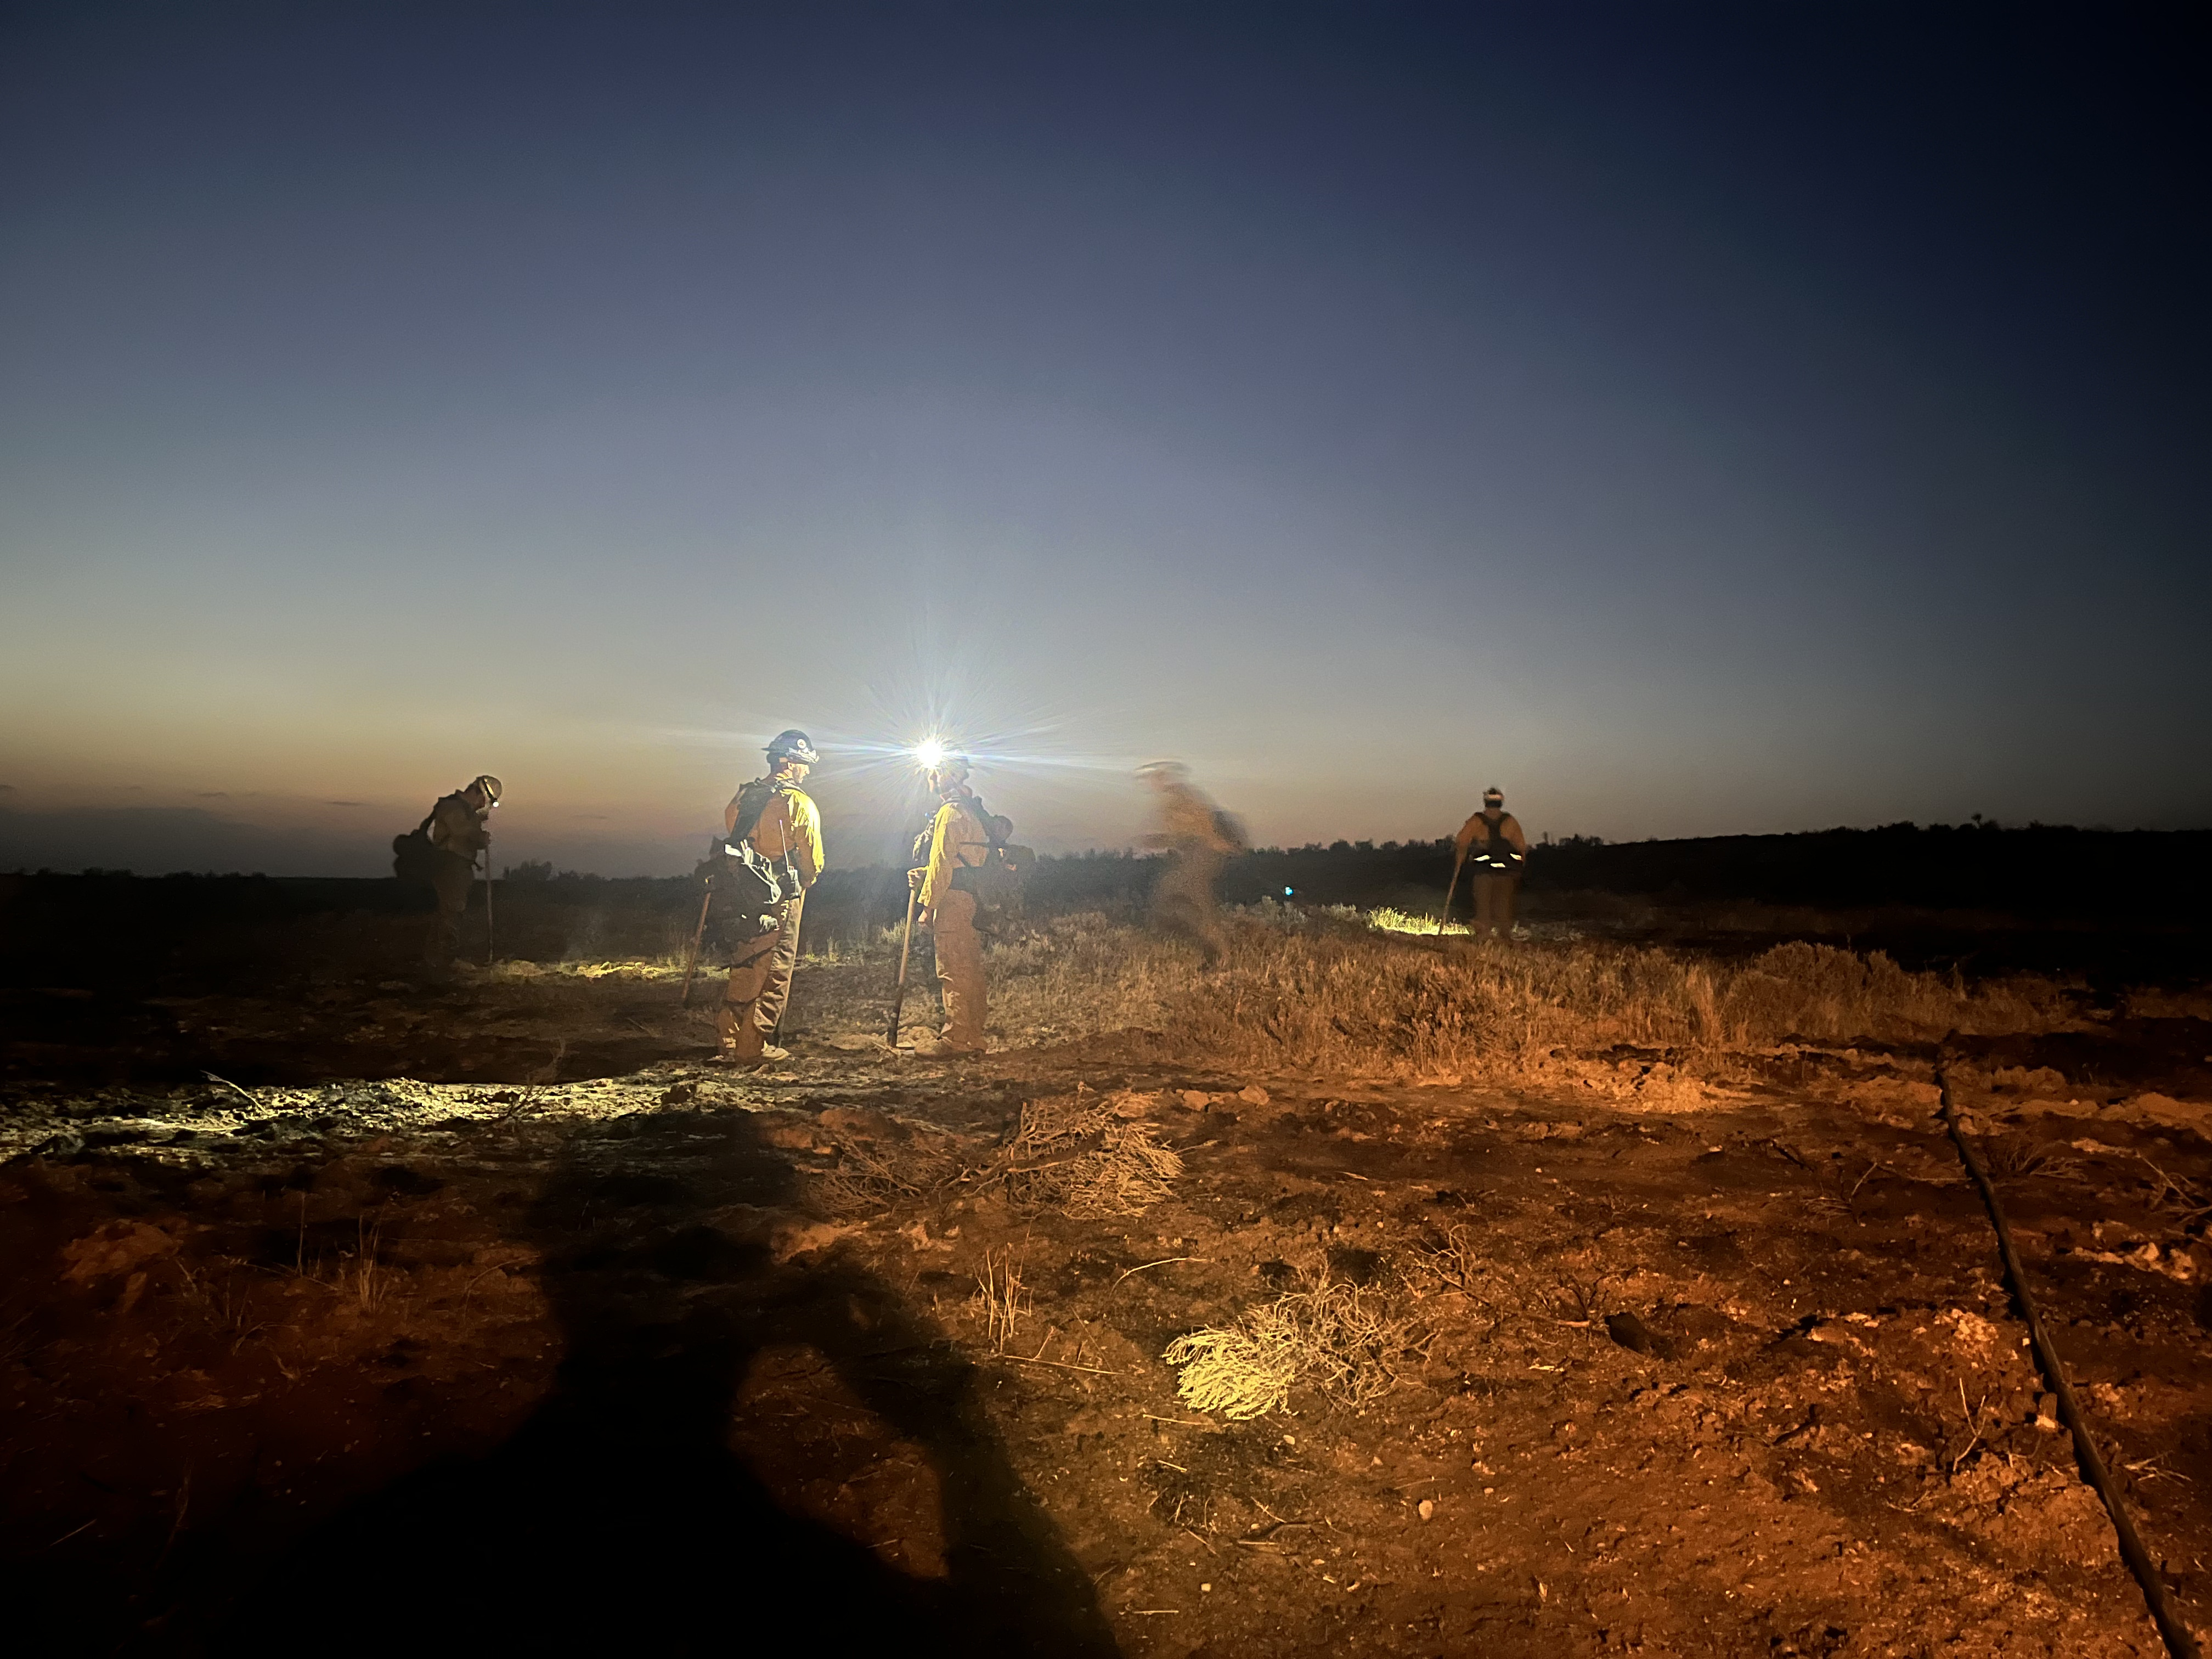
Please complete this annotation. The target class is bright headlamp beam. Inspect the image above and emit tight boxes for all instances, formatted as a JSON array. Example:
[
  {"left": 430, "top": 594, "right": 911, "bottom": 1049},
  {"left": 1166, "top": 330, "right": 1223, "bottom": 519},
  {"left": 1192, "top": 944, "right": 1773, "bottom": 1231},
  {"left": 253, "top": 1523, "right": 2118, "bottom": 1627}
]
[{"left": 916, "top": 738, "right": 947, "bottom": 770}]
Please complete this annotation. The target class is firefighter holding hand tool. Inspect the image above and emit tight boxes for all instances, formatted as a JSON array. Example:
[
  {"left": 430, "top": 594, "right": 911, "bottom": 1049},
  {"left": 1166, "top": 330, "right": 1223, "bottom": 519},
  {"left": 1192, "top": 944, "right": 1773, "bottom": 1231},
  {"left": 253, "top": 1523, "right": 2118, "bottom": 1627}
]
[
  {"left": 1453, "top": 785, "right": 1528, "bottom": 939},
  {"left": 404, "top": 773, "right": 500, "bottom": 972},
  {"left": 713, "top": 729, "right": 823, "bottom": 1066},
  {"left": 910, "top": 753, "right": 992, "bottom": 1057}
]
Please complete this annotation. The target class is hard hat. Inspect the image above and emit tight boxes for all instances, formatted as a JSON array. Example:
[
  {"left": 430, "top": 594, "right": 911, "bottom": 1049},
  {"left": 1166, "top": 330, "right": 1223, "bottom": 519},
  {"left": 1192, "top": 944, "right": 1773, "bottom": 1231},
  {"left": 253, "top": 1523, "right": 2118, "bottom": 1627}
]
[
  {"left": 1482, "top": 786, "right": 1504, "bottom": 805},
  {"left": 929, "top": 753, "right": 972, "bottom": 785},
  {"left": 765, "top": 729, "right": 820, "bottom": 766},
  {"left": 472, "top": 775, "right": 503, "bottom": 804}
]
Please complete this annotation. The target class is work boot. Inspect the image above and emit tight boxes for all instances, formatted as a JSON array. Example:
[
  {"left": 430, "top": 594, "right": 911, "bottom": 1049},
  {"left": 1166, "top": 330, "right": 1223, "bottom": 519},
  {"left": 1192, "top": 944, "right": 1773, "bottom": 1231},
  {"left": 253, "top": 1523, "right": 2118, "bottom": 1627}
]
[
  {"left": 709, "top": 1043, "right": 789, "bottom": 1068},
  {"left": 909, "top": 1033, "right": 984, "bottom": 1059}
]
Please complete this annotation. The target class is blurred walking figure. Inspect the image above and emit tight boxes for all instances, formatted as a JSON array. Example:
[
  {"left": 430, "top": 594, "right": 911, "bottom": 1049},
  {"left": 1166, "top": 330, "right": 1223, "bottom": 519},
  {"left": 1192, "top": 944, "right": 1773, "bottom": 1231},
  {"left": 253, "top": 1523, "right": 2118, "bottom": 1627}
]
[
  {"left": 1139, "top": 761, "right": 1245, "bottom": 967},
  {"left": 400, "top": 774, "right": 500, "bottom": 970},
  {"left": 1454, "top": 786, "right": 1528, "bottom": 939},
  {"left": 910, "top": 754, "right": 991, "bottom": 1056},
  {"left": 714, "top": 730, "right": 823, "bottom": 1065}
]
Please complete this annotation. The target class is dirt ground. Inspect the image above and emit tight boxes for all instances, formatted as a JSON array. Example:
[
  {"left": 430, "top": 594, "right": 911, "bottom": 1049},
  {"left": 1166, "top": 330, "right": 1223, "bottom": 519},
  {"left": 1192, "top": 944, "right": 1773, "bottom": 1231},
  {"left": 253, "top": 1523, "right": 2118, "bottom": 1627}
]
[{"left": 3, "top": 918, "right": 2210, "bottom": 1656}]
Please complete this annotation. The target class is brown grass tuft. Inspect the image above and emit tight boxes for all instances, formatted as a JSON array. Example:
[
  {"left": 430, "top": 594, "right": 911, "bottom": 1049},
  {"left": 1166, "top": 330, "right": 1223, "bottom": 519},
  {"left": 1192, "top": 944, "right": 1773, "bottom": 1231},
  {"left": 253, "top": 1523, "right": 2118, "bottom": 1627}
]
[
  {"left": 1164, "top": 1274, "right": 1416, "bottom": 1420},
  {"left": 970, "top": 1248, "right": 1031, "bottom": 1356}
]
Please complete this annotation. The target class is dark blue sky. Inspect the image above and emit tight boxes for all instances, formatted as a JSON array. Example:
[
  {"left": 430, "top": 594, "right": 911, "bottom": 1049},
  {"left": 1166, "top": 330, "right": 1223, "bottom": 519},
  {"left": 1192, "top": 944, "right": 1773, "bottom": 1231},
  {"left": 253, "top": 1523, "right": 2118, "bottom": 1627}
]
[{"left": 3, "top": 2, "right": 2206, "bottom": 874}]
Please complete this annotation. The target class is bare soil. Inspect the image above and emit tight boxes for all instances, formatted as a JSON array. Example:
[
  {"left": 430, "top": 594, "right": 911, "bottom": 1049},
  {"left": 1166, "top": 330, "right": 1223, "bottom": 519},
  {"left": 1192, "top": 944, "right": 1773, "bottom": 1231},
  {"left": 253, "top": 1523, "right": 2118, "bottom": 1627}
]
[{"left": 4, "top": 930, "right": 2210, "bottom": 1657}]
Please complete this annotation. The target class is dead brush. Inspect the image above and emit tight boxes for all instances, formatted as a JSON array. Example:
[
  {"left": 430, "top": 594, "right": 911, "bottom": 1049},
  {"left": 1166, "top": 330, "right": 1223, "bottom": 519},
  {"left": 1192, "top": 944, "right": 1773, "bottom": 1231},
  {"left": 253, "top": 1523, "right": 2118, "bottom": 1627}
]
[
  {"left": 349, "top": 1214, "right": 390, "bottom": 1314},
  {"left": 1982, "top": 1135, "right": 2079, "bottom": 1181},
  {"left": 1407, "top": 1224, "right": 1489, "bottom": 1300},
  {"left": 972, "top": 1086, "right": 1184, "bottom": 1220},
  {"left": 171, "top": 1256, "right": 268, "bottom": 1348},
  {"left": 970, "top": 1248, "right": 1032, "bottom": 1356},
  {"left": 804, "top": 1119, "right": 959, "bottom": 1215},
  {"left": 1164, "top": 1272, "right": 1418, "bottom": 1421}
]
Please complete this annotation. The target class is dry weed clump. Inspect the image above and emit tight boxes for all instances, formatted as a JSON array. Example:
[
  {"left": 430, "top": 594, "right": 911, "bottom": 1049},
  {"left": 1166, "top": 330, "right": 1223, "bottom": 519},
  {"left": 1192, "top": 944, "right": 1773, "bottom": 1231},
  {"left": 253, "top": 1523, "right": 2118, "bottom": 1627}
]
[
  {"left": 974, "top": 1086, "right": 1184, "bottom": 1220},
  {"left": 1164, "top": 1277, "right": 1415, "bottom": 1421},
  {"left": 803, "top": 1110, "right": 960, "bottom": 1215}
]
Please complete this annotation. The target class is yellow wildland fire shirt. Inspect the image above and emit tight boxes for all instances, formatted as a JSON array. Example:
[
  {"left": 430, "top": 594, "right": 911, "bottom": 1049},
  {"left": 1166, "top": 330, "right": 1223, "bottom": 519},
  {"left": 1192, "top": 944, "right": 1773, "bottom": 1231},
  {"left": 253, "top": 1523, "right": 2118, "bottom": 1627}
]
[
  {"left": 1148, "top": 778, "right": 1240, "bottom": 854},
  {"left": 919, "top": 794, "right": 989, "bottom": 912},
  {"left": 1454, "top": 809, "right": 1528, "bottom": 866},
  {"left": 725, "top": 782, "right": 825, "bottom": 888},
  {"left": 428, "top": 792, "right": 491, "bottom": 860}
]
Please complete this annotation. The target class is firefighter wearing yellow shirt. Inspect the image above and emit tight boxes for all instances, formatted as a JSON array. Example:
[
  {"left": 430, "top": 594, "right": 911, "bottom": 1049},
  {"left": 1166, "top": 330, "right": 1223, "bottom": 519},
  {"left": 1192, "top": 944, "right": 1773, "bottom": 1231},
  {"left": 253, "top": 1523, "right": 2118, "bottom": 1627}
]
[
  {"left": 1138, "top": 761, "right": 1243, "bottom": 967},
  {"left": 424, "top": 774, "right": 500, "bottom": 966},
  {"left": 1454, "top": 786, "right": 1528, "bottom": 939},
  {"left": 715, "top": 730, "right": 825, "bottom": 1065},
  {"left": 912, "top": 754, "right": 990, "bottom": 1056}
]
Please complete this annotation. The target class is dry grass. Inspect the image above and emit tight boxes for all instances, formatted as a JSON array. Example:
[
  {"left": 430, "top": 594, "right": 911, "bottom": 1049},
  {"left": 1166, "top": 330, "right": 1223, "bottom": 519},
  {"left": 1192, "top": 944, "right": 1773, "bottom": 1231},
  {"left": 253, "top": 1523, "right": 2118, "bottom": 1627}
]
[
  {"left": 1164, "top": 1274, "right": 1417, "bottom": 1421},
  {"left": 972, "top": 1086, "right": 1184, "bottom": 1219},
  {"left": 760, "top": 903, "right": 2079, "bottom": 1084},
  {"left": 971, "top": 1248, "right": 1031, "bottom": 1356},
  {"left": 349, "top": 1214, "right": 390, "bottom": 1313},
  {"left": 964, "top": 911, "right": 2068, "bottom": 1078}
]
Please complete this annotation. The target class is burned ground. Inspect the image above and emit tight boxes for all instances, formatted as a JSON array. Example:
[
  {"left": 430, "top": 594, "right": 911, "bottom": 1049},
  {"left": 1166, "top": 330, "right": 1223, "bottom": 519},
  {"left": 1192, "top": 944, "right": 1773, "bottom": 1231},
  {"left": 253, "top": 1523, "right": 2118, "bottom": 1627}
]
[{"left": 2, "top": 894, "right": 2208, "bottom": 1656}]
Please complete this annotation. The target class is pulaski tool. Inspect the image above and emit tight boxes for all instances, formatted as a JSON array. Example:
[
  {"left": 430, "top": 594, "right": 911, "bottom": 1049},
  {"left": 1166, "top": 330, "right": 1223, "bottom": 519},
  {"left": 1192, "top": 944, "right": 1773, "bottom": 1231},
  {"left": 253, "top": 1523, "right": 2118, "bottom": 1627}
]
[
  {"left": 679, "top": 873, "right": 715, "bottom": 1008},
  {"left": 1440, "top": 844, "right": 1468, "bottom": 930},
  {"left": 885, "top": 868, "right": 921, "bottom": 1046}
]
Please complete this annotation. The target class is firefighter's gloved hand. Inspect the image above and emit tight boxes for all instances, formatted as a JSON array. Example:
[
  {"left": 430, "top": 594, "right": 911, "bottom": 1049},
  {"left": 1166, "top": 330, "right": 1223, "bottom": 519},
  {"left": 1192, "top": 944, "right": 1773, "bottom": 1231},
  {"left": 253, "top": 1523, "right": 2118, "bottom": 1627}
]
[{"left": 907, "top": 866, "right": 926, "bottom": 891}]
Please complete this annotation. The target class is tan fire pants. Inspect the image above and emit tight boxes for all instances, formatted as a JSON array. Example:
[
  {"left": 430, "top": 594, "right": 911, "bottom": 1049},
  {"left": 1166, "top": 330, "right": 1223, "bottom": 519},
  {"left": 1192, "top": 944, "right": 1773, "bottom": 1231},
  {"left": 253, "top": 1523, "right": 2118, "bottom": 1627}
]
[
  {"left": 425, "top": 851, "right": 477, "bottom": 963},
  {"left": 719, "top": 893, "right": 804, "bottom": 1057},
  {"left": 1472, "top": 874, "right": 1519, "bottom": 938},
  {"left": 930, "top": 889, "right": 987, "bottom": 1051},
  {"left": 1152, "top": 845, "right": 1227, "bottom": 966}
]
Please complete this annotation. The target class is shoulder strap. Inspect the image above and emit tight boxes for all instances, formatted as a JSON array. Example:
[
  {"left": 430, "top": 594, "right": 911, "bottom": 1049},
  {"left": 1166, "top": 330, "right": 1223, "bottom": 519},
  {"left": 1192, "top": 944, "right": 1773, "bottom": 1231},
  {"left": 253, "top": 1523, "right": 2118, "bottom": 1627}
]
[{"left": 730, "top": 779, "right": 783, "bottom": 844}]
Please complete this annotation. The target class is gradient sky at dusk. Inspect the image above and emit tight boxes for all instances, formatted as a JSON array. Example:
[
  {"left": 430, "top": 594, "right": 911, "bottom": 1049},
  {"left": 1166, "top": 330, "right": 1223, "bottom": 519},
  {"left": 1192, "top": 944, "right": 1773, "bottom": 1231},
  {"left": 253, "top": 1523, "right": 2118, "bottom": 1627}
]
[{"left": 4, "top": 3, "right": 2207, "bottom": 876}]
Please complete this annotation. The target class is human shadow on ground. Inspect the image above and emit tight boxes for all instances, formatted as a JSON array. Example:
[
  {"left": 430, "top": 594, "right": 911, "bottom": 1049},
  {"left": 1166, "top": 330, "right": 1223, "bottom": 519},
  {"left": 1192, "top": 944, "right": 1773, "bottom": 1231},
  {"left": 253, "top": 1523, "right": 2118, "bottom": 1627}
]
[{"left": 215, "top": 1110, "right": 1120, "bottom": 1657}]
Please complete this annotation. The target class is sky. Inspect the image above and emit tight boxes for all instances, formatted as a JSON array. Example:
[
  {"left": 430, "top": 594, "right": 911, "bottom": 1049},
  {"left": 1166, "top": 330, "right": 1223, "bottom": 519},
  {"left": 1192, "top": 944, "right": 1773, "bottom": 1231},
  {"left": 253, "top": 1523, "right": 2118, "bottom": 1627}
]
[{"left": 3, "top": 2, "right": 2207, "bottom": 876}]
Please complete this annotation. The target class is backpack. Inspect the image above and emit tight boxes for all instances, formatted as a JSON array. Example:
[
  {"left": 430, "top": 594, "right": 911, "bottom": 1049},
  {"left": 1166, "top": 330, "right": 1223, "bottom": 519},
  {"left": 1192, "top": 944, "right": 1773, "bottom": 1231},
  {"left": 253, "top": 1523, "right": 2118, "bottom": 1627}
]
[
  {"left": 715, "top": 780, "right": 802, "bottom": 934},
  {"left": 391, "top": 808, "right": 440, "bottom": 884},
  {"left": 1473, "top": 814, "right": 1523, "bottom": 873},
  {"left": 949, "top": 797, "right": 1031, "bottom": 932}
]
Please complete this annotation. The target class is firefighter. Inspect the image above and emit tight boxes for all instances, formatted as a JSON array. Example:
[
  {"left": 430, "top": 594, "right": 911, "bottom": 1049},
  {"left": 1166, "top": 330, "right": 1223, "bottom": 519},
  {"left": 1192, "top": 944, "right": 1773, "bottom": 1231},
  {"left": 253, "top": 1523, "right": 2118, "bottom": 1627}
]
[
  {"left": 423, "top": 774, "right": 500, "bottom": 967},
  {"left": 1454, "top": 786, "right": 1528, "bottom": 938},
  {"left": 714, "top": 729, "right": 824, "bottom": 1065},
  {"left": 1138, "top": 761, "right": 1243, "bottom": 967},
  {"left": 911, "top": 753, "right": 990, "bottom": 1056}
]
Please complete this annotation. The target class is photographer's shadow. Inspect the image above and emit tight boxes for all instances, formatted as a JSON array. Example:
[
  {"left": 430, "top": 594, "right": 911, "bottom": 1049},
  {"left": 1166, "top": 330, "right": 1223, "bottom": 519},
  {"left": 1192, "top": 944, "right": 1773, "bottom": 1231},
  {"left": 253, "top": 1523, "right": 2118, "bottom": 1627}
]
[{"left": 218, "top": 1112, "right": 1119, "bottom": 1657}]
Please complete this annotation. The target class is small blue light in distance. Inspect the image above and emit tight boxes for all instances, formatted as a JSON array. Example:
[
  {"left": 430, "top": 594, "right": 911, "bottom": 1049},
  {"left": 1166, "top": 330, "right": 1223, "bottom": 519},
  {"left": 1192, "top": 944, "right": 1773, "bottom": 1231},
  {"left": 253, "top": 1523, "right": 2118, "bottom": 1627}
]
[{"left": 1284, "top": 887, "right": 1294, "bottom": 896}]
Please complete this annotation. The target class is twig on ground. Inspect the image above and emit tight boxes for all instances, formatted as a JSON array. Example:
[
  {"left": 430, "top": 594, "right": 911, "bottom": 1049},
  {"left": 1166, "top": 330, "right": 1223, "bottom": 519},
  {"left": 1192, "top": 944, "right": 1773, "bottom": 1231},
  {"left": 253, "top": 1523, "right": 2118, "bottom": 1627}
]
[
  {"left": 202, "top": 1071, "right": 259, "bottom": 1111},
  {"left": 1116, "top": 1256, "right": 1213, "bottom": 1285}
]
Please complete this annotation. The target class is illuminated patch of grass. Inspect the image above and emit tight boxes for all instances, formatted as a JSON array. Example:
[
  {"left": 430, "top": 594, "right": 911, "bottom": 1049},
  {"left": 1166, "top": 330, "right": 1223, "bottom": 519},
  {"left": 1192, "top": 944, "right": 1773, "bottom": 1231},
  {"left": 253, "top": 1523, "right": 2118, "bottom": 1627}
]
[{"left": 1165, "top": 1277, "right": 1414, "bottom": 1420}]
